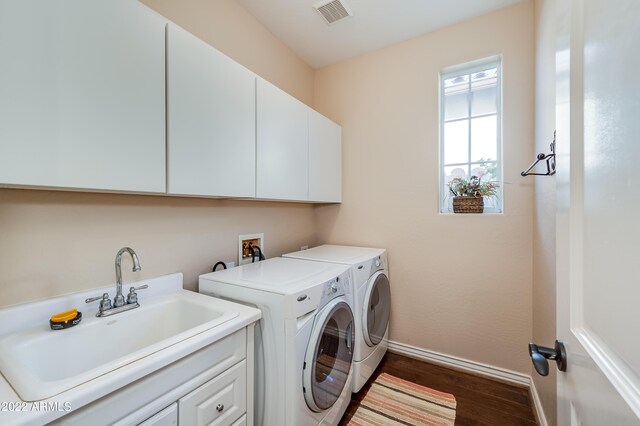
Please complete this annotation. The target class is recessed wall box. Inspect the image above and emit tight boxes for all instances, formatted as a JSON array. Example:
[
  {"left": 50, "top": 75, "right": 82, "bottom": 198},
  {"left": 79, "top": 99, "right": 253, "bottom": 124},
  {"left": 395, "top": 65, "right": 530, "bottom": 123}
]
[{"left": 239, "top": 233, "right": 265, "bottom": 265}]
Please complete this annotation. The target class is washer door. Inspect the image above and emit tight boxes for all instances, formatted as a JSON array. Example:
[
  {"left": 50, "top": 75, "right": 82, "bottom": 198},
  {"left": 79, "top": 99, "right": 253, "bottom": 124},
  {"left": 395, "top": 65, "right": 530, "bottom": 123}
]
[
  {"left": 363, "top": 271, "right": 391, "bottom": 347},
  {"left": 303, "top": 299, "right": 354, "bottom": 413}
]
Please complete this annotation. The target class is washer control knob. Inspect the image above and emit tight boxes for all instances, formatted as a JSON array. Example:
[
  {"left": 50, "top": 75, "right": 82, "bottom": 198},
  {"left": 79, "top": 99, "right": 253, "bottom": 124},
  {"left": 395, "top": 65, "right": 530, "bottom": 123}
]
[
  {"left": 375, "top": 259, "right": 381, "bottom": 267},
  {"left": 330, "top": 283, "right": 338, "bottom": 293}
]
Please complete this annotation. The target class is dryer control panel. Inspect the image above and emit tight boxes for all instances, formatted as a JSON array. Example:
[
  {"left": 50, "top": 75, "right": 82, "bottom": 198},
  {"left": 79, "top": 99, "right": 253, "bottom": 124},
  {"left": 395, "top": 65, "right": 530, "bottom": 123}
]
[
  {"left": 318, "top": 270, "right": 351, "bottom": 308},
  {"left": 370, "top": 253, "right": 388, "bottom": 275}
]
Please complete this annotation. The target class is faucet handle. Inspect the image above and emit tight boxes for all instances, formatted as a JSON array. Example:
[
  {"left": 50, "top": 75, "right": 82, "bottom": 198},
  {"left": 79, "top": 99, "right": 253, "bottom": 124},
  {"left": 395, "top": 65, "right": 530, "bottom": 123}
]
[
  {"left": 127, "top": 285, "right": 148, "bottom": 305},
  {"left": 85, "top": 295, "right": 103, "bottom": 304},
  {"left": 85, "top": 293, "right": 113, "bottom": 312}
]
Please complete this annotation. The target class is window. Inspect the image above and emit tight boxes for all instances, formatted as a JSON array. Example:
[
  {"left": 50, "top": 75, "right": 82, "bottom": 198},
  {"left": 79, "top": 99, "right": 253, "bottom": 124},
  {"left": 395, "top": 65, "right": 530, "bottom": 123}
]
[{"left": 440, "top": 58, "right": 502, "bottom": 213}]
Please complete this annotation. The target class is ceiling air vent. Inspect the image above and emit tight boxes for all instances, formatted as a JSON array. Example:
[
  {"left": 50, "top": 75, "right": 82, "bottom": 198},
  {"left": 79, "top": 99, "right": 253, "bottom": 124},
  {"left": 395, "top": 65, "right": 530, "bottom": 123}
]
[{"left": 313, "top": 0, "right": 353, "bottom": 25}]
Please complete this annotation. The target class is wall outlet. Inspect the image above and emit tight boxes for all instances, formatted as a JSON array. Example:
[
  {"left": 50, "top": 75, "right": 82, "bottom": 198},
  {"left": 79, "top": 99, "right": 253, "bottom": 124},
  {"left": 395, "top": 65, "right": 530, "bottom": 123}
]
[
  {"left": 239, "top": 233, "right": 265, "bottom": 265},
  {"left": 301, "top": 245, "right": 309, "bottom": 250}
]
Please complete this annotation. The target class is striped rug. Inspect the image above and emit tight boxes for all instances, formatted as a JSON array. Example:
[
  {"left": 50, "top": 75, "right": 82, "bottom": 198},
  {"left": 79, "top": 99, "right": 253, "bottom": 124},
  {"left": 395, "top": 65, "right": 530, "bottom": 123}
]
[{"left": 347, "top": 373, "right": 457, "bottom": 426}]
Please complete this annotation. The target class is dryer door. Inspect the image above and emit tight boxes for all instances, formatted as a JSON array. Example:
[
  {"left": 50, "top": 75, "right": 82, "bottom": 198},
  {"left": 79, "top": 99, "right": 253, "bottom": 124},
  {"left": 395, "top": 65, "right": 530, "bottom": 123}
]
[
  {"left": 303, "top": 299, "right": 354, "bottom": 413},
  {"left": 363, "top": 271, "right": 391, "bottom": 347}
]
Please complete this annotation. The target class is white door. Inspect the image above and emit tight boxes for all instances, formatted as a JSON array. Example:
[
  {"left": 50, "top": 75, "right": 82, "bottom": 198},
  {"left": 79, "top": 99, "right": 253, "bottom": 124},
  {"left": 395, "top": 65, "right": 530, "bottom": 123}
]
[
  {"left": 0, "top": 0, "right": 166, "bottom": 193},
  {"left": 167, "top": 24, "right": 256, "bottom": 198},
  {"left": 256, "top": 79, "right": 309, "bottom": 201},
  {"left": 554, "top": 0, "right": 640, "bottom": 424}
]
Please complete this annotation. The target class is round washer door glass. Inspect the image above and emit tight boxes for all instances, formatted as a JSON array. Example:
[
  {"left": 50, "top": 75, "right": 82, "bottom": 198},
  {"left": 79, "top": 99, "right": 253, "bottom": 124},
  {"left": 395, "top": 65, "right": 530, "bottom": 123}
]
[
  {"left": 363, "top": 271, "right": 391, "bottom": 347},
  {"left": 304, "top": 299, "right": 354, "bottom": 412}
]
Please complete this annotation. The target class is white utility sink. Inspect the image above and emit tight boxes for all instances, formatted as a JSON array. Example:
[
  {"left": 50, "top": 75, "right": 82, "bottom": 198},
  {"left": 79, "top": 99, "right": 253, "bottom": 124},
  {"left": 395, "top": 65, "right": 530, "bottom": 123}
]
[{"left": 0, "top": 282, "right": 239, "bottom": 402}]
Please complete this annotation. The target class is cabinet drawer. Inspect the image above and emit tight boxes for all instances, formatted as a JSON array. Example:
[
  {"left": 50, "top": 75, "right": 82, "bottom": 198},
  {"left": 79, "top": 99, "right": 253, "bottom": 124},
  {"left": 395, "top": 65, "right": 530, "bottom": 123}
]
[
  {"left": 231, "top": 414, "right": 247, "bottom": 426},
  {"left": 138, "top": 403, "right": 177, "bottom": 426},
  {"left": 179, "top": 360, "right": 247, "bottom": 426}
]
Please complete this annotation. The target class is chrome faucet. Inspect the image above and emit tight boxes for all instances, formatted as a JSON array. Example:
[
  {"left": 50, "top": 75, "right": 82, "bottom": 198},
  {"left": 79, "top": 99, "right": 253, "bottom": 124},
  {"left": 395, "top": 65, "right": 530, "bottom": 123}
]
[
  {"left": 114, "top": 247, "right": 141, "bottom": 307},
  {"left": 85, "top": 247, "right": 147, "bottom": 317}
]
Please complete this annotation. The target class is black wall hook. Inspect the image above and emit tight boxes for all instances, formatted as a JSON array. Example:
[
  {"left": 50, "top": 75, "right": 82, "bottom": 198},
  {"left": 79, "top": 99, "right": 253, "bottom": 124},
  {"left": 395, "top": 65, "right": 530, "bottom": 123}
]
[{"left": 521, "top": 131, "right": 556, "bottom": 176}]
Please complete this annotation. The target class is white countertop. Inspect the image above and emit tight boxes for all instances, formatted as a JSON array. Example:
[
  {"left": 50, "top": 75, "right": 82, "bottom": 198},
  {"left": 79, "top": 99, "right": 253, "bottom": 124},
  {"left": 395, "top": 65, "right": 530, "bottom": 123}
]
[{"left": 0, "top": 273, "right": 261, "bottom": 426}]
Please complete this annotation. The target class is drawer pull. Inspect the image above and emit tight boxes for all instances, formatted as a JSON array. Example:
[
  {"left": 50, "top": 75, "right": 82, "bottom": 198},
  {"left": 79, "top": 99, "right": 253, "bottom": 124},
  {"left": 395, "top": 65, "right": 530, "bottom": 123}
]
[{"left": 216, "top": 403, "right": 224, "bottom": 412}]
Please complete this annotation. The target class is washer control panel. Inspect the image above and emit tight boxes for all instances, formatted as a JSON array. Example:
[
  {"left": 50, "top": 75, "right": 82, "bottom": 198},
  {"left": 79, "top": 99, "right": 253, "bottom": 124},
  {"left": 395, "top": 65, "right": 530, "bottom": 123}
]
[{"left": 318, "top": 270, "right": 351, "bottom": 307}]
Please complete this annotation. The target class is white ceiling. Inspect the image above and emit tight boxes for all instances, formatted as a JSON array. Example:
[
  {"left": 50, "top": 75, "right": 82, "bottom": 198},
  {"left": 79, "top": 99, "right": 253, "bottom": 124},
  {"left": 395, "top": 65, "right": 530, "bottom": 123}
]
[{"left": 237, "top": 0, "right": 525, "bottom": 69}]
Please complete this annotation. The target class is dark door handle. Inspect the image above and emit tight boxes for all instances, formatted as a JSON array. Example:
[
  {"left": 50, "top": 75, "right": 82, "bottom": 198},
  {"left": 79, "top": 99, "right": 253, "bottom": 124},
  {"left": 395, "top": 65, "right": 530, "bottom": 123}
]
[{"left": 528, "top": 340, "right": 567, "bottom": 376}]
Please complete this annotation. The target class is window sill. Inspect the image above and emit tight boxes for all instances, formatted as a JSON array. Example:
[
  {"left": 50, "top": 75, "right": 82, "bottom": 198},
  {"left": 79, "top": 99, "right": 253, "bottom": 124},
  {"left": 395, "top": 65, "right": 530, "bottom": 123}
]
[{"left": 439, "top": 210, "right": 503, "bottom": 216}]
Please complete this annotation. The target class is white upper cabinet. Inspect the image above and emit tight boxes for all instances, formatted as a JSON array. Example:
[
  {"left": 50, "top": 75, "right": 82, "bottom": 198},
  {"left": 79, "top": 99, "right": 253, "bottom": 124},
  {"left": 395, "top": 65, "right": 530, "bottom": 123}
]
[
  {"left": 0, "top": 0, "right": 341, "bottom": 202},
  {"left": 0, "top": 0, "right": 166, "bottom": 193},
  {"left": 167, "top": 24, "right": 256, "bottom": 198},
  {"left": 256, "top": 79, "right": 309, "bottom": 201},
  {"left": 308, "top": 110, "right": 342, "bottom": 202}
]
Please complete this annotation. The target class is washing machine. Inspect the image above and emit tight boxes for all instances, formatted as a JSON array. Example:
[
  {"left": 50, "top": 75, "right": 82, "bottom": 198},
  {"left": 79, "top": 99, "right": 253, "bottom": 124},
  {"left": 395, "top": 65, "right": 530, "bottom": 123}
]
[
  {"left": 283, "top": 245, "right": 390, "bottom": 393},
  {"left": 199, "top": 257, "right": 354, "bottom": 426}
]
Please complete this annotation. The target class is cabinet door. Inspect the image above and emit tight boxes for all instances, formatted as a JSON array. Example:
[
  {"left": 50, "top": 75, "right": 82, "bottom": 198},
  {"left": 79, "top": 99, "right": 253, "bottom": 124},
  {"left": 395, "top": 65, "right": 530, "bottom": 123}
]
[
  {"left": 230, "top": 415, "right": 247, "bottom": 426},
  {"left": 138, "top": 403, "right": 177, "bottom": 426},
  {"left": 308, "top": 110, "right": 342, "bottom": 202},
  {"left": 256, "top": 79, "right": 309, "bottom": 201},
  {"left": 179, "top": 360, "right": 247, "bottom": 426},
  {"left": 0, "top": 0, "right": 166, "bottom": 193},
  {"left": 167, "top": 24, "right": 256, "bottom": 198}
]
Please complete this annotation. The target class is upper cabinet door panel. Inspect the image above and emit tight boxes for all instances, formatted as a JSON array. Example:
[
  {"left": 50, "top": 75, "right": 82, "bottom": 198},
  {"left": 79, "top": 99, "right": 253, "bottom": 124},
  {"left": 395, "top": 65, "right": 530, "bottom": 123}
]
[
  {"left": 308, "top": 110, "right": 341, "bottom": 202},
  {"left": 167, "top": 24, "right": 256, "bottom": 198},
  {"left": 256, "top": 79, "right": 309, "bottom": 201},
  {"left": 0, "top": 0, "right": 166, "bottom": 193}
]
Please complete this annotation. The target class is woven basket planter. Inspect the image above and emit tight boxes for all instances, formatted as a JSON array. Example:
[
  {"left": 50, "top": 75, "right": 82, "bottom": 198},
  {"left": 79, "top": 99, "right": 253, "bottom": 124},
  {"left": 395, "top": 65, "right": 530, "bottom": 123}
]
[{"left": 452, "top": 196, "right": 484, "bottom": 213}]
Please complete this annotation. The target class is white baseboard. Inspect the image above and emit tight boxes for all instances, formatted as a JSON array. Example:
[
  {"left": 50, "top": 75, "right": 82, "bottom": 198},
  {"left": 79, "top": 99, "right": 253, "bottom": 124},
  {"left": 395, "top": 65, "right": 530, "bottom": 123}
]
[
  {"left": 529, "top": 377, "right": 550, "bottom": 426},
  {"left": 387, "top": 340, "right": 530, "bottom": 386},
  {"left": 387, "top": 340, "right": 550, "bottom": 425}
]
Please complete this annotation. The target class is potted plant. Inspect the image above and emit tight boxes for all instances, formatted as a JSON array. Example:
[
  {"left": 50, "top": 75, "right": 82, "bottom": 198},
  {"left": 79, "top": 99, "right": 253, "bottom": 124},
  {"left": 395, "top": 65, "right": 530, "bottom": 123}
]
[{"left": 447, "top": 175, "right": 499, "bottom": 213}]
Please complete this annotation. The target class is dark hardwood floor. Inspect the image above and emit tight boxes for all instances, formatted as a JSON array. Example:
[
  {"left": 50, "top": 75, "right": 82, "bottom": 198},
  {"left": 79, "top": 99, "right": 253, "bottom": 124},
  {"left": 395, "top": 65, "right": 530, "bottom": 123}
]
[{"left": 340, "top": 353, "right": 537, "bottom": 425}]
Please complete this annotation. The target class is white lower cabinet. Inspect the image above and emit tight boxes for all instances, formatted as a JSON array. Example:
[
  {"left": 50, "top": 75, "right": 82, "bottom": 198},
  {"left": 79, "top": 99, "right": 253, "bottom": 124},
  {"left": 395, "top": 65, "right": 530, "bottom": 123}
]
[
  {"left": 231, "top": 415, "right": 247, "bottom": 426},
  {"left": 139, "top": 403, "right": 178, "bottom": 426},
  {"left": 54, "top": 326, "right": 254, "bottom": 426},
  {"left": 179, "top": 360, "right": 247, "bottom": 426}
]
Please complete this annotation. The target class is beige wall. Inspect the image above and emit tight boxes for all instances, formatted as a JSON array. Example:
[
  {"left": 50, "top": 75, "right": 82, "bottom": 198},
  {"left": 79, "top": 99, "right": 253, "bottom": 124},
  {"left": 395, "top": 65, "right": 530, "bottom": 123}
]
[
  {"left": 0, "top": 0, "right": 317, "bottom": 308},
  {"left": 140, "top": 0, "right": 315, "bottom": 106},
  {"left": 1, "top": 0, "right": 544, "bottom": 387},
  {"left": 533, "top": 0, "right": 557, "bottom": 422},
  {"left": 0, "top": 191, "right": 317, "bottom": 306},
  {"left": 314, "top": 2, "right": 535, "bottom": 373}
]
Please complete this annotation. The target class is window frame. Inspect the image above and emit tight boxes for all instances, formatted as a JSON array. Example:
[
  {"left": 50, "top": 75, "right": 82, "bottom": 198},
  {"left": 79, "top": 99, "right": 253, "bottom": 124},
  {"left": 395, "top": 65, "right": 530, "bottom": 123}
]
[{"left": 439, "top": 56, "right": 503, "bottom": 214}]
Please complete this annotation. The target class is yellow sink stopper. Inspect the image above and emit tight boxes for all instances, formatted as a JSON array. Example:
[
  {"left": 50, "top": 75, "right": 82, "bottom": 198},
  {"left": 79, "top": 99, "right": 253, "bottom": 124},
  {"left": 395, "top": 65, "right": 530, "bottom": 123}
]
[
  {"left": 50, "top": 309, "right": 78, "bottom": 323},
  {"left": 50, "top": 309, "right": 82, "bottom": 330}
]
